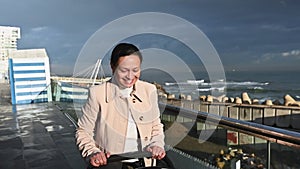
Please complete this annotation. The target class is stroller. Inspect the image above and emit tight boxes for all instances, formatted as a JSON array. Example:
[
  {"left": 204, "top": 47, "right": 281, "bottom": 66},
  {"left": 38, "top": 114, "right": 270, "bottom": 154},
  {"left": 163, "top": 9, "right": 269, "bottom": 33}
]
[{"left": 106, "top": 151, "right": 174, "bottom": 169}]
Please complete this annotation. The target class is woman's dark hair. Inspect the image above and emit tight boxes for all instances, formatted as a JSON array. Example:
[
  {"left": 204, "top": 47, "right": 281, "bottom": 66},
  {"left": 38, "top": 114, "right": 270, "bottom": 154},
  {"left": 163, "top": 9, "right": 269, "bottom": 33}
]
[{"left": 110, "top": 43, "right": 143, "bottom": 70}]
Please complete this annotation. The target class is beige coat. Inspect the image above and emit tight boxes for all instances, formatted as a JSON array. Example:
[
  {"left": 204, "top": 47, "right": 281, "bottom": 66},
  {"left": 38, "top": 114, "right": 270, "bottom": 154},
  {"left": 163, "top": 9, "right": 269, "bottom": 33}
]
[{"left": 76, "top": 80, "right": 165, "bottom": 157}]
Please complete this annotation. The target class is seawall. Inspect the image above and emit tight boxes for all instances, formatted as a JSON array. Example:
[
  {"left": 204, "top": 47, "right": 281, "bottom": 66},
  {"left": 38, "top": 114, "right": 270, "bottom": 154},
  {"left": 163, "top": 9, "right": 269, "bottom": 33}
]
[{"left": 159, "top": 98, "right": 300, "bottom": 130}]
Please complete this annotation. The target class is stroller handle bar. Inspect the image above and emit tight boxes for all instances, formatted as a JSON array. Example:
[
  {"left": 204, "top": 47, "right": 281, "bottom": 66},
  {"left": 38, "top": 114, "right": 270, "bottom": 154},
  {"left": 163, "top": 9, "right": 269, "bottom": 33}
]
[{"left": 107, "top": 151, "right": 153, "bottom": 163}]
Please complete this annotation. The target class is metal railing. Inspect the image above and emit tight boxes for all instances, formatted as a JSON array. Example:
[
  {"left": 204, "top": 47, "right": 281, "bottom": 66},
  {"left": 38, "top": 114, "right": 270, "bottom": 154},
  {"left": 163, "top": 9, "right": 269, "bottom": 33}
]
[
  {"left": 159, "top": 102, "right": 300, "bottom": 169},
  {"left": 60, "top": 100, "right": 300, "bottom": 169}
]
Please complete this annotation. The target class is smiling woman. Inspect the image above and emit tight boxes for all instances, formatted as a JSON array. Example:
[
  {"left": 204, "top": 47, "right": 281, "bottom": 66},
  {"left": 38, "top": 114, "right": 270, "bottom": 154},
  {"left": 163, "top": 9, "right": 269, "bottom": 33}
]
[
  {"left": 75, "top": 43, "right": 166, "bottom": 169},
  {"left": 110, "top": 43, "right": 142, "bottom": 89}
]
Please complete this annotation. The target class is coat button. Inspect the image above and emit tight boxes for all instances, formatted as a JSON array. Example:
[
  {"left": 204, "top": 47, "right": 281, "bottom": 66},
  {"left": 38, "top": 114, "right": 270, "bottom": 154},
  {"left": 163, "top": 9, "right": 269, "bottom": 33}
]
[{"left": 139, "top": 116, "right": 144, "bottom": 121}]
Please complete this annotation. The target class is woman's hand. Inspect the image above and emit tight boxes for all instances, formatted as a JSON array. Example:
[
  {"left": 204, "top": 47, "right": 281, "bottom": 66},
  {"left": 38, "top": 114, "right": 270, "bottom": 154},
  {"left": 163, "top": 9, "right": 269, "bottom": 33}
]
[
  {"left": 89, "top": 151, "right": 111, "bottom": 167},
  {"left": 146, "top": 146, "right": 166, "bottom": 160}
]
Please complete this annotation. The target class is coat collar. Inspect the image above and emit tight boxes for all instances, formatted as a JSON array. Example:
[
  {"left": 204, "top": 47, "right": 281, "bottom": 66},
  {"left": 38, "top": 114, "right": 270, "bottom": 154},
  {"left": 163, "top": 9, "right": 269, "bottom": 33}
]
[{"left": 105, "top": 79, "right": 142, "bottom": 103}]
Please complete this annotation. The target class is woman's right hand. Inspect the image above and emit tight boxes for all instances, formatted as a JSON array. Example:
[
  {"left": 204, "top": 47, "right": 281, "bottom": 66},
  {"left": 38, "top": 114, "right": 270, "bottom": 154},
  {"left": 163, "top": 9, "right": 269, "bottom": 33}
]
[{"left": 89, "top": 151, "right": 111, "bottom": 167}]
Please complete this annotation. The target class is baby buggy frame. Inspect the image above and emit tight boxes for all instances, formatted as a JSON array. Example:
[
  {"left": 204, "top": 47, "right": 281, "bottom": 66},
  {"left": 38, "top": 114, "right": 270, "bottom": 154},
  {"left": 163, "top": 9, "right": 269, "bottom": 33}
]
[{"left": 104, "top": 151, "right": 175, "bottom": 169}]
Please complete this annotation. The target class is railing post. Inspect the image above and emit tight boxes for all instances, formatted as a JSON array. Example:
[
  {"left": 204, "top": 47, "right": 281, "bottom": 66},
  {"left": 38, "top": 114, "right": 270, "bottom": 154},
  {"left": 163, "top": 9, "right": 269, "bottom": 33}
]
[{"left": 267, "top": 140, "right": 271, "bottom": 169}]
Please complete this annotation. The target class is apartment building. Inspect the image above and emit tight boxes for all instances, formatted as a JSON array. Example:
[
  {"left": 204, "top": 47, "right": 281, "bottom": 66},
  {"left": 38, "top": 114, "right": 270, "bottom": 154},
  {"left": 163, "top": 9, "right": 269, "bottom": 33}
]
[{"left": 0, "top": 26, "right": 21, "bottom": 81}]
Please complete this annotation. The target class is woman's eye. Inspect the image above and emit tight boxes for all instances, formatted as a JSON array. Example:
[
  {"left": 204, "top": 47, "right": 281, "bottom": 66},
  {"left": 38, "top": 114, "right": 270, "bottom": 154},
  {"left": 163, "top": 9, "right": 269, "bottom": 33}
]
[{"left": 133, "top": 69, "right": 140, "bottom": 73}]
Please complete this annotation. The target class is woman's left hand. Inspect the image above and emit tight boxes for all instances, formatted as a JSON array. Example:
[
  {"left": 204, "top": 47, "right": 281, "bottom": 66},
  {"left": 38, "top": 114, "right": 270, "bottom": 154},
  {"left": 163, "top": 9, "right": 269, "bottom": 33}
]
[{"left": 146, "top": 146, "right": 166, "bottom": 160}]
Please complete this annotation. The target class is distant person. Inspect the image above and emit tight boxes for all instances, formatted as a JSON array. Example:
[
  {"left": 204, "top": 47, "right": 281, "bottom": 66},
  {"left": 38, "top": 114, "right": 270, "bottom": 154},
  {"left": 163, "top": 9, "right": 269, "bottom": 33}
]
[{"left": 76, "top": 43, "right": 166, "bottom": 168}]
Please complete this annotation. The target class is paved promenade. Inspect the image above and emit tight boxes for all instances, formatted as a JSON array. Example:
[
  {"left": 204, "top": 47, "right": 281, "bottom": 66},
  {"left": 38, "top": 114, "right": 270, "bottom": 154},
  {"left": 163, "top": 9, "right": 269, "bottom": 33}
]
[{"left": 0, "top": 84, "right": 86, "bottom": 169}]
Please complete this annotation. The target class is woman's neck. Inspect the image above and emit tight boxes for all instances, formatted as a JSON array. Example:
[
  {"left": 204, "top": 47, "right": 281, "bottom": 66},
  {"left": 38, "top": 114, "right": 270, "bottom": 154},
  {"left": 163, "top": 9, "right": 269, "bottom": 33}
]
[{"left": 112, "top": 76, "right": 133, "bottom": 97}]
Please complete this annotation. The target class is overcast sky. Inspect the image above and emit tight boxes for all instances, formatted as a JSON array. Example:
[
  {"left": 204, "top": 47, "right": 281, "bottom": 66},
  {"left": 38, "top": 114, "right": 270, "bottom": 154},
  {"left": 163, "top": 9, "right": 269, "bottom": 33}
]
[{"left": 1, "top": 0, "right": 300, "bottom": 76}]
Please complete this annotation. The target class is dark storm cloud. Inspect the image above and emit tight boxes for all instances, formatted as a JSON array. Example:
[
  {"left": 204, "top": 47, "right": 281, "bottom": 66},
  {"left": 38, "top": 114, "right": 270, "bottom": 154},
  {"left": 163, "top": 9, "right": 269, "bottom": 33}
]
[{"left": 1, "top": 0, "right": 300, "bottom": 74}]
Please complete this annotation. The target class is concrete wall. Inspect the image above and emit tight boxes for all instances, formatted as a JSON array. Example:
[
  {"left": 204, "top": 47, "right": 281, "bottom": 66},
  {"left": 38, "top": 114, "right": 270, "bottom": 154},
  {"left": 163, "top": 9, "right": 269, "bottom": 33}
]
[{"left": 162, "top": 99, "right": 300, "bottom": 130}]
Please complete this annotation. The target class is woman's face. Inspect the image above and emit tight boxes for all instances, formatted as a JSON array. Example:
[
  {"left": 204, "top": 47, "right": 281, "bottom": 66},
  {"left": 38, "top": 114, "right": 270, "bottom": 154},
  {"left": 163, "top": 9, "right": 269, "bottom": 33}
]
[{"left": 113, "top": 54, "right": 141, "bottom": 88}]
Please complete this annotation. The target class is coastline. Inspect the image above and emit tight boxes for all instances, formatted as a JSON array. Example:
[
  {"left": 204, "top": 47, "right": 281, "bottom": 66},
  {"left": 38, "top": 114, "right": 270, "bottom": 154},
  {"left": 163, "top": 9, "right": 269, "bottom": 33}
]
[{"left": 142, "top": 70, "right": 300, "bottom": 105}]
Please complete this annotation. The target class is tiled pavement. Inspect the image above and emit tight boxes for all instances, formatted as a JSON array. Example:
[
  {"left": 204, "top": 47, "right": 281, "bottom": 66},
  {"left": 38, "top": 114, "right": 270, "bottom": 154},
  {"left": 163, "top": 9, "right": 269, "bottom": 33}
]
[{"left": 0, "top": 100, "right": 86, "bottom": 169}]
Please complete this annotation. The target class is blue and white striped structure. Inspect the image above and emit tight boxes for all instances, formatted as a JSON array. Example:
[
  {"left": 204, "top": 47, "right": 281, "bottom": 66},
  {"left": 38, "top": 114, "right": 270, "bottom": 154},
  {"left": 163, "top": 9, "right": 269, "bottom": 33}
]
[
  {"left": 9, "top": 49, "right": 52, "bottom": 104},
  {"left": 53, "top": 80, "right": 88, "bottom": 103}
]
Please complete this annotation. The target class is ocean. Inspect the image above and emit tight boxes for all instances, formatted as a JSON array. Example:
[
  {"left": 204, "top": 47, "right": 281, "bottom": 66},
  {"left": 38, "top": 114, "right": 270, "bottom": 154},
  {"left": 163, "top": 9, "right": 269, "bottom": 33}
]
[{"left": 141, "top": 70, "right": 300, "bottom": 104}]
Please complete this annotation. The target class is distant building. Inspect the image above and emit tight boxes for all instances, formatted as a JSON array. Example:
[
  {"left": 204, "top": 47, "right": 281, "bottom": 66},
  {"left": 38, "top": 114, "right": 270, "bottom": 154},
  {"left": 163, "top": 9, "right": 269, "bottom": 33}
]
[
  {"left": 9, "top": 49, "right": 52, "bottom": 104},
  {"left": 0, "top": 26, "right": 21, "bottom": 81}
]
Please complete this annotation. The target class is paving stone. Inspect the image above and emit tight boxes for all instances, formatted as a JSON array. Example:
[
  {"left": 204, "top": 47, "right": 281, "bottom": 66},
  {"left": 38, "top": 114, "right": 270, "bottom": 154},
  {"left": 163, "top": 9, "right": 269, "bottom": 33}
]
[{"left": 0, "top": 100, "right": 86, "bottom": 169}]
